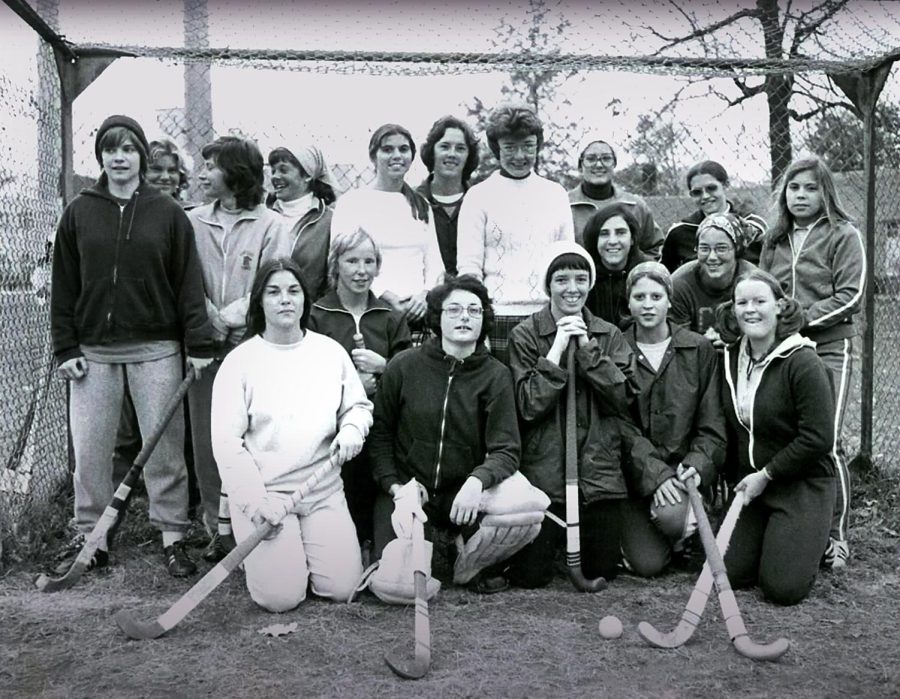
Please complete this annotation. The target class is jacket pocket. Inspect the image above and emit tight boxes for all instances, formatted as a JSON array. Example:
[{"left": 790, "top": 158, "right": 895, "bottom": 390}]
[
  {"left": 404, "top": 439, "right": 438, "bottom": 486},
  {"left": 74, "top": 277, "right": 111, "bottom": 327},
  {"left": 115, "top": 277, "right": 173, "bottom": 328}
]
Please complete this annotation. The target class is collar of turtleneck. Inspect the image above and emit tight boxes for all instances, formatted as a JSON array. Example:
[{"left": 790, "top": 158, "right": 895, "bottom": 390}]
[{"left": 581, "top": 181, "right": 614, "bottom": 200}]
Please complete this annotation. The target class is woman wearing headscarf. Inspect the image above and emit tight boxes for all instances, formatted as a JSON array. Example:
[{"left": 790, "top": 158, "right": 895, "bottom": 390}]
[{"left": 268, "top": 144, "right": 341, "bottom": 302}]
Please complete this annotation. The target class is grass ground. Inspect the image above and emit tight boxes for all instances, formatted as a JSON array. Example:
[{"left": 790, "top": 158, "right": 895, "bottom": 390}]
[{"left": 1, "top": 468, "right": 898, "bottom": 699}]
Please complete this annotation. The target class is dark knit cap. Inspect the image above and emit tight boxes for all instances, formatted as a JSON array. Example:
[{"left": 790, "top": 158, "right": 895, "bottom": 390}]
[{"left": 94, "top": 115, "right": 150, "bottom": 169}]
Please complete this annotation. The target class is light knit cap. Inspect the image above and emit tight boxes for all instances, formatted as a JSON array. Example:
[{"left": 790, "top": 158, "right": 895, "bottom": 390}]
[{"left": 541, "top": 240, "right": 597, "bottom": 295}]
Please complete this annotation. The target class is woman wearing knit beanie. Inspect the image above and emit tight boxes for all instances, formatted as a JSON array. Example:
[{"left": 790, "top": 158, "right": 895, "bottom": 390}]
[
  {"left": 669, "top": 212, "right": 757, "bottom": 346},
  {"left": 267, "top": 144, "right": 341, "bottom": 302},
  {"left": 50, "top": 114, "right": 214, "bottom": 578},
  {"left": 618, "top": 261, "right": 726, "bottom": 577},
  {"left": 505, "top": 240, "right": 647, "bottom": 589}
]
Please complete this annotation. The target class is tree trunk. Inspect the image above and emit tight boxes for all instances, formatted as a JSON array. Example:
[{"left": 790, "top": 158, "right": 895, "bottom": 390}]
[{"left": 757, "top": 0, "right": 792, "bottom": 185}]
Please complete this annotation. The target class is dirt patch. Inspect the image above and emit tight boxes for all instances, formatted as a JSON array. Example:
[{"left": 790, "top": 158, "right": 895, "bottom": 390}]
[{"left": 2, "top": 472, "right": 899, "bottom": 699}]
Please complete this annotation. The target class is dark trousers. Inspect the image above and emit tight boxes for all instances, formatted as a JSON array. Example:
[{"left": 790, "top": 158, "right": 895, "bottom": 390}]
[
  {"left": 506, "top": 498, "right": 625, "bottom": 588},
  {"left": 724, "top": 475, "right": 834, "bottom": 605},
  {"left": 341, "top": 452, "right": 376, "bottom": 544}
]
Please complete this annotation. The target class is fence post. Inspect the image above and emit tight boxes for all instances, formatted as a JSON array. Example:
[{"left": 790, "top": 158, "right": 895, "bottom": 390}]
[
  {"left": 184, "top": 0, "right": 213, "bottom": 203},
  {"left": 834, "top": 63, "right": 893, "bottom": 472}
]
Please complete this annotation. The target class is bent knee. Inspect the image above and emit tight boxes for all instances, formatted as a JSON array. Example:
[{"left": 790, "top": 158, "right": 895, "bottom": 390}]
[
  {"left": 251, "top": 587, "right": 306, "bottom": 613},
  {"left": 760, "top": 576, "right": 814, "bottom": 606}
]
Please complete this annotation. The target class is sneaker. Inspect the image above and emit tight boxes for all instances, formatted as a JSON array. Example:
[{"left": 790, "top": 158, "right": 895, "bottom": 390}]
[
  {"left": 823, "top": 538, "right": 850, "bottom": 569},
  {"left": 201, "top": 532, "right": 236, "bottom": 563},
  {"left": 52, "top": 533, "right": 109, "bottom": 576},
  {"left": 164, "top": 540, "right": 198, "bottom": 577}
]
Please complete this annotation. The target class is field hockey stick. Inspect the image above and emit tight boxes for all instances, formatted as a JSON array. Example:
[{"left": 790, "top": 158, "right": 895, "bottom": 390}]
[
  {"left": 114, "top": 457, "right": 337, "bottom": 640},
  {"left": 564, "top": 340, "right": 606, "bottom": 593},
  {"left": 686, "top": 480, "right": 790, "bottom": 661},
  {"left": 638, "top": 489, "right": 746, "bottom": 648},
  {"left": 384, "top": 511, "right": 431, "bottom": 680},
  {"left": 36, "top": 368, "right": 197, "bottom": 592}
]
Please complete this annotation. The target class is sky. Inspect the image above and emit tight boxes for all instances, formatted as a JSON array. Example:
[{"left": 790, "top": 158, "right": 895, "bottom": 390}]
[{"left": 2, "top": 0, "right": 899, "bottom": 193}]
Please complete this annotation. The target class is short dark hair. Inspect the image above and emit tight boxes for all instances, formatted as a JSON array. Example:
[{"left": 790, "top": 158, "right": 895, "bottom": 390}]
[
  {"left": 98, "top": 126, "right": 148, "bottom": 175},
  {"left": 201, "top": 136, "right": 265, "bottom": 209},
  {"left": 685, "top": 160, "right": 729, "bottom": 190},
  {"left": 267, "top": 147, "right": 337, "bottom": 205},
  {"left": 582, "top": 202, "right": 639, "bottom": 269},
  {"left": 246, "top": 257, "right": 313, "bottom": 337},
  {"left": 485, "top": 105, "right": 544, "bottom": 159},
  {"left": 425, "top": 275, "right": 494, "bottom": 344},
  {"left": 420, "top": 116, "right": 480, "bottom": 184},
  {"left": 545, "top": 253, "right": 592, "bottom": 293},
  {"left": 368, "top": 124, "right": 416, "bottom": 165}
]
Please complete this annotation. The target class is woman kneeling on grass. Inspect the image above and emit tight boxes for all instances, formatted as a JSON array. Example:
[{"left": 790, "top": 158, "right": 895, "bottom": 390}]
[
  {"left": 368, "top": 275, "right": 541, "bottom": 594},
  {"left": 210, "top": 258, "right": 372, "bottom": 612},
  {"left": 716, "top": 269, "right": 835, "bottom": 605},
  {"left": 620, "top": 261, "right": 726, "bottom": 576}
]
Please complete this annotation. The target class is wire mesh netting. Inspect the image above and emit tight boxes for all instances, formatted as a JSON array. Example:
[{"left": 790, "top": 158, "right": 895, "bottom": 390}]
[
  {"left": 2, "top": 0, "right": 900, "bottom": 558},
  {"left": 1, "top": 0, "right": 68, "bottom": 553}
]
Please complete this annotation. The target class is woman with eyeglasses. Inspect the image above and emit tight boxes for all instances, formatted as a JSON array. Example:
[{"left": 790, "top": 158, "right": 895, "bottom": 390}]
[
  {"left": 661, "top": 160, "right": 767, "bottom": 272},
  {"left": 669, "top": 213, "right": 758, "bottom": 347},
  {"left": 568, "top": 138, "right": 662, "bottom": 258},
  {"left": 368, "top": 275, "right": 525, "bottom": 592}
]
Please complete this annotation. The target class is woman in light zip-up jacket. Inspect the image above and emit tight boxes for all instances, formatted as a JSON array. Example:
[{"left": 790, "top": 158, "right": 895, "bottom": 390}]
[
  {"left": 267, "top": 144, "right": 340, "bottom": 302},
  {"left": 715, "top": 269, "right": 835, "bottom": 605},
  {"left": 187, "top": 136, "right": 290, "bottom": 560},
  {"left": 760, "top": 156, "right": 865, "bottom": 569}
]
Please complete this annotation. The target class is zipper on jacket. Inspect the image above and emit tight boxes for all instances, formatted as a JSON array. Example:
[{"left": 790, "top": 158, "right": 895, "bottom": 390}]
[
  {"left": 433, "top": 358, "right": 458, "bottom": 490},
  {"left": 107, "top": 202, "right": 126, "bottom": 329}
]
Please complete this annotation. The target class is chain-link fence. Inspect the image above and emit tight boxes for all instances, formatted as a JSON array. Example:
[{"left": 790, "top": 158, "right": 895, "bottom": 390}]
[
  {"left": 1, "top": 0, "right": 68, "bottom": 557},
  {"left": 3, "top": 0, "right": 900, "bottom": 558}
]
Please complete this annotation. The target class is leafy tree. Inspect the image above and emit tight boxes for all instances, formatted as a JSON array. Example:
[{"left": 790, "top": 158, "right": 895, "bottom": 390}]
[
  {"left": 803, "top": 104, "right": 900, "bottom": 172},
  {"left": 643, "top": 0, "right": 863, "bottom": 184},
  {"left": 625, "top": 113, "right": 691, "bottom": 195},
  {"left": 465, "top": 0, "right": 588, "bottom": 187}
]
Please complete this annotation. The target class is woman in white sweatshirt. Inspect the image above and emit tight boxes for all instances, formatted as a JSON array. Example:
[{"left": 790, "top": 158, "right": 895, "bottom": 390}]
[{"left": 211, "top": 258, "right": 373, "bottom": 612}]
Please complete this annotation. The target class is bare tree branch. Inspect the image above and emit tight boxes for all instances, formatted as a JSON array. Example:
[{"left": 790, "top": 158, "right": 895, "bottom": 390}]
[
  {"left": 789, "top": 101, "right": 857, "bottom": 122},
  {"left": 789, "top": 0, "right": 850, "bottom": 56},
  {"left": 648, "top": 4, "right": 761, "bottom": 55}
]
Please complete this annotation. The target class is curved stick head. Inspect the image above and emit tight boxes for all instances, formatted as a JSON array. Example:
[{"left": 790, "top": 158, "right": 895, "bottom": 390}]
[
  {"left": 384, "top": 643, "right": 430, "bottom": 680},
  {"left": 34, "top": 562, "right": 87, "bottom": 592},
  {"left": 733, "top": 635, "right": 790, "bottom": 662},
  {"left": 114, "top": 610, "right": 166, "bottom": 640},
  {"left": 637, "top": 620, "right": 687, "bottom": 649},
  {"left": 568, "top": 567, "right": 607, "bottom": 593}
]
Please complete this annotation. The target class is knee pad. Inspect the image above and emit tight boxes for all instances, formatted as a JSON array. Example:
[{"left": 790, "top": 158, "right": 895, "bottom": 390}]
[
  {"left": 650, "top": 496, "right": 696, "bottom": 542},
  {"left": 452, "top": 515, "right": 543, "bottom": 584}
]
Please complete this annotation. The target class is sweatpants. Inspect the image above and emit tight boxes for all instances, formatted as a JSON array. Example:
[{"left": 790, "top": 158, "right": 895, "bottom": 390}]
[
  {"left": 187, "top": 358, "right": 223, "bottom": 530},
  {"left": 506, "top": 499, "right": 625, "bottom": 588},
  {"left": 231, "top": 489, "right": 363, "bottom": 612},
  {"left": 69, "top": 354, "right": 190, "bottom": 534},
  {"left": 723, "top": 475, "right": 834, "bottom": 605},
  {"left": 620, "top": 496, "right": 691, "bottom": 577},
  {"left": 816, "top": 338, "right": 853, "bottom": 542}
]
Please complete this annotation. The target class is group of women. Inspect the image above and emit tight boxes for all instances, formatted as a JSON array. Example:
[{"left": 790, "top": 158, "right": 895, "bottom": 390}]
[{"left": 49, "top": 106, "right": 864, "bottom": 612}]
